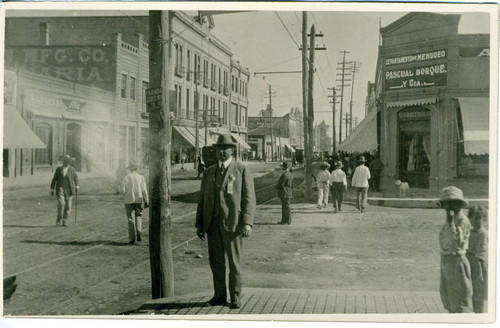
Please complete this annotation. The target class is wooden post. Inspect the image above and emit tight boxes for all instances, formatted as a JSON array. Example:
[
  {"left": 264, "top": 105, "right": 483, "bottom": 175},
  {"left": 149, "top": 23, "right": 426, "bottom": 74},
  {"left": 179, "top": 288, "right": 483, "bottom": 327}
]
[
  {"left": 148, "top": 10, "right": 175, "bottom": 299},
  {"left": 302, "top": 12, "right": 311, "bottom": 199},
  {"left": 307, "top": 25, "right": 316, "bottom": 201}
]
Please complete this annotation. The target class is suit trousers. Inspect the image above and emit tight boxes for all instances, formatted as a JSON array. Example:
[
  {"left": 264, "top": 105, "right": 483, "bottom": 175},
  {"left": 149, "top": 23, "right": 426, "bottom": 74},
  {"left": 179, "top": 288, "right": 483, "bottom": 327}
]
[
  {"left": 56, "top": 189, "right": 72, "bottom": 224},
  {"left": 207, "top": 218, "right": 243, "bottom": 302},
  {"left": 125, "top": 203, "right": 143, "bottom": 241},
  {"left": 280, "top": 197, "right": 291, "bottom": 224},
  {"left": 440, "top": 254, "right": 473, "bottom": 313}
]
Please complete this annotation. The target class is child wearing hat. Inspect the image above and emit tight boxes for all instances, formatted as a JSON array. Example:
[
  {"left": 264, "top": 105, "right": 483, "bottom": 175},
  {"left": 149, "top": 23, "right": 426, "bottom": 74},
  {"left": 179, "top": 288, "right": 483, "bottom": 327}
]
[
  {"left": 329, "top": 161, "right": 347, "bottom": 213},
  {"left": 466, "top": 205, "right": 488, "bottom": 313},
  {"left": 316, "top": 162, "right": 331, "bottom": 209},
  {"left": 438, "top": 186, "right": 473, "bottom": 313}
]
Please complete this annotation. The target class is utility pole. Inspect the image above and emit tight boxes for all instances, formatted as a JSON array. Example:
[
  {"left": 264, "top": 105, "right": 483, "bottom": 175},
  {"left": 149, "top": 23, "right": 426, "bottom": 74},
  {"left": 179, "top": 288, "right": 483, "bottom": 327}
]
[
  {"left": 336, "top": 51, "right": 351, "bottom": 144},
  {"left": 327, "top": 87, "right": 337, "bottom": 154},
  {"left": 194, "top": 71, "right": 200, "bottom": 169},
  {"left": 148, "top": 10, "right": 174, "bottom": 299},
  {"left": 268, "top": 84, "right": 275, "bottom": 162},
  {"left": 302, "top": 11, "right": 311, "bottom": 198},
  {"left": 349, "top": 61, "right": 360, "bottom": 133},
  {"left": 307, "top": 24, "right": 315, "bottom": 201}
]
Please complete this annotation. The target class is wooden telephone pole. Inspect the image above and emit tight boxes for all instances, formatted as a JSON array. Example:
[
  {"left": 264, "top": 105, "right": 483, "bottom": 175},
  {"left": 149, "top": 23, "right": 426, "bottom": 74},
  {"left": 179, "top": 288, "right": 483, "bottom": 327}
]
[
  {"left": 302, "top": 12, "right": 311, "bottom": 199},
  {"left": 148, "top": 10, "right": 175, "bottom": 299},
  {"left": 328, "top": 87, "right": 337, "bottom": 154},
  {"left": 307, "top": 24, "right": 316, "bottom": 191}
]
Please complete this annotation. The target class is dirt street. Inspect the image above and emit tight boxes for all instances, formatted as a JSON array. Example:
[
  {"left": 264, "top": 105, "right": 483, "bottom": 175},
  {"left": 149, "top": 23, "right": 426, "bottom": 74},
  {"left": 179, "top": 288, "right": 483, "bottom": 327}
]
[{"left": 3, "top": 164, "right": 450, "bottom": 316}]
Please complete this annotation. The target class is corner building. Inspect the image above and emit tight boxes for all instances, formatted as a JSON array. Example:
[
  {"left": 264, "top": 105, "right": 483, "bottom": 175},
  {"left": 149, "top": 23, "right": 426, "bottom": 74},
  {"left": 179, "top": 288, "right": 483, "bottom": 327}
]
[{"left": 374, "top": 13, "right": 490, "bottom": 191}]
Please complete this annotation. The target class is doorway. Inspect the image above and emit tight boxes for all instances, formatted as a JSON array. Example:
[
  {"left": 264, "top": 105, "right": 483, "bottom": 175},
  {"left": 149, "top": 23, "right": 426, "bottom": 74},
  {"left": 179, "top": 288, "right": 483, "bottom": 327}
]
[
  {"left": 398, "top": 107, "right": 431, "bottom": 188},
  {"left": 66, "top": 123, "right": 82, "bottom": 171}
]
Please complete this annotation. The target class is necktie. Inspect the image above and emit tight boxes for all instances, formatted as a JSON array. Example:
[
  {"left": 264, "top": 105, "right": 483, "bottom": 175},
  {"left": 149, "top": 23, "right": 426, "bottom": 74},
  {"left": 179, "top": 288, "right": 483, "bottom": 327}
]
[{"left": 220, "top": 164, "right": 225, "bottom": 175}]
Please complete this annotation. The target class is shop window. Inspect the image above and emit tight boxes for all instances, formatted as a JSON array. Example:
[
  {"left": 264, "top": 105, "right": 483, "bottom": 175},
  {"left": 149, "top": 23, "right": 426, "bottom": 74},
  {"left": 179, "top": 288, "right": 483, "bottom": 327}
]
[
  {"left": 142, "top": 81, "right": 149, "bottom": 113},
  {"left": 186, "top": 87, "right": 191, "bottom": 118},
  {"left": 35, "top": 123, "right": 52, "bottom": 164}
]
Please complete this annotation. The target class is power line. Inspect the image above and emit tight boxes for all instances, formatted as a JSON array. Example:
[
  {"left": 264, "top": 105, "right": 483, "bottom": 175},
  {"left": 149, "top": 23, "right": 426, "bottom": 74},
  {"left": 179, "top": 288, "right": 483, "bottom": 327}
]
[
  {"left": 254, "top": 55, "right": 301, "bottom": 72},
  {"left": 274, "top": 11, "right": 301, "bottom": 49}
]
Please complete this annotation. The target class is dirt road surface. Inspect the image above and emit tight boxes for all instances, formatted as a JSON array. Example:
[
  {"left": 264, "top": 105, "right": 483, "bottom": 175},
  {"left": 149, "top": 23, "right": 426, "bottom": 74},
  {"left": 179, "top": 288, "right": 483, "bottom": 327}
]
[{"left": 3, "top": 163, "right": 449, "bottom": 316}]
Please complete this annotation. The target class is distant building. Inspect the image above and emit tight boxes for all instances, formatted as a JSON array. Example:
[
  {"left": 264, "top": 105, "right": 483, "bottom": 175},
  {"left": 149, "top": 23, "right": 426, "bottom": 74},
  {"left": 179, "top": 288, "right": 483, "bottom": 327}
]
[
  {"left": 313, "top": 120, "right": 331, "bottom": 153},
  {"left": 247, "top": 107, "right": 302, "bottom": 160}
]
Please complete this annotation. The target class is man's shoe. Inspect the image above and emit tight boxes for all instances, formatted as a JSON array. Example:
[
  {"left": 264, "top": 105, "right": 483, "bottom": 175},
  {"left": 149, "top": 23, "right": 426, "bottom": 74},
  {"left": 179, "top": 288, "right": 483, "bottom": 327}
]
[
  {"left": 207, "top": 296, "right": 226, "bottom": 306},
  {"left": 137, "top": 233, "right": 142, "bottom": 242},
  {"left": 316, "top": 205, "right": 322, "bottom": 209},
  {"left": 129, "top": 240, "right": 136, "bottom": 245},
  {"left": 56, "top": 221, "right": 62, "bottom": 226},
  {"left": 229, "top": 300, "right": 241, "bottom": 309},
  {"left": 62, "top": 222, "right": 69, "bottom": 227}
]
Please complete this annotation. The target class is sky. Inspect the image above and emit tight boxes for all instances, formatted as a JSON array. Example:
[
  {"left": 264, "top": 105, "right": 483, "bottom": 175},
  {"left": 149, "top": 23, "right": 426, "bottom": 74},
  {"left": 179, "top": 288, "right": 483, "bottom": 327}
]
[{"left": 3, "top": 3, "right": 491, "bottom": 141}]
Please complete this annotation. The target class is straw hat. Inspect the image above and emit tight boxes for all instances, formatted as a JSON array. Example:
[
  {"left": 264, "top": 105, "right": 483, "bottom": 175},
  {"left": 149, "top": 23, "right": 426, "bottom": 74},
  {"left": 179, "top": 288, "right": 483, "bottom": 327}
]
[
  {"left": 335, "top": 161, "right": 343, "bottom": 168},
  {"left": 128, "top": 160, "right": 138, "bottom": 171},
  {"left": 440, "top": 186, "right": 469, "bottom": 208},
  {"left": 281, "top": 162, "right": 289, "bottom": 169},
  {"left": 320, "top": 162, "right": 330, "bottom": 169}
]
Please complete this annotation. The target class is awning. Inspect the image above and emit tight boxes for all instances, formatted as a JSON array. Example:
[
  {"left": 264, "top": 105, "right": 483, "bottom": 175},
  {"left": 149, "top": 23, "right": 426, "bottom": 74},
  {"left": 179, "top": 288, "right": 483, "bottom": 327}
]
[
  {"left": 279, "top": 137, "right": 295, "bottom": 152},
  {"left": 386, "top": 97, "right": 437, "bottom": 108},
  {"left": 3, "top": 107, "right": 46, "bottom": 149},
  {"left": 338, "top": 108, "right": 378, "bottom": 152},
  {"left": 231, "top": 133, "right": 251, "bottom": 150},
  {"left": 173, "top": 126, "right": 217, "bottom": 148},
  {"left": 457, "top": 97, "right": 489, "bottom": 155}
]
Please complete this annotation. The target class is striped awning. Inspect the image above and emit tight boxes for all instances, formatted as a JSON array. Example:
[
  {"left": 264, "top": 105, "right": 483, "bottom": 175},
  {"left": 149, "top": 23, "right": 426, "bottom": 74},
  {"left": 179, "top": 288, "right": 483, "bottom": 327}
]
[
  {"left": 386, "top": 97, "right": 437, "bottom": 108},
  {"left": 457, "top": 97, "right": 489, "bottom": 155},
  {"left": 231, "top": 133, "right": 251, "bottom": 150}
]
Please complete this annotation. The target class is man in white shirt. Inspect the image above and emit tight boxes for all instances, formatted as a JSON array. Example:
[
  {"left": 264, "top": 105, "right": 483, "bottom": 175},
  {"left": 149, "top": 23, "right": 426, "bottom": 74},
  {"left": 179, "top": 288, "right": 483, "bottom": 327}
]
[
  {"left": 351, "top": 156, "right": 371, "bottom": 212},
  {"left": 119, "top": 161, "right": 149, "bottom": 245},
  {"left": 316, "top": 162, "right": 331, "bottom": 209},
  {"left": 329, "top": 161, "right": 347, "bottom": 213}
]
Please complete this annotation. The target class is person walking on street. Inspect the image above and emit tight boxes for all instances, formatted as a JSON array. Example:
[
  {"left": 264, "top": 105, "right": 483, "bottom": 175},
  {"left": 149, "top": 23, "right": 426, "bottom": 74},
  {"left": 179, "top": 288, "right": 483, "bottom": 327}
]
[
  {"left": 369, "top": 154, "right": 384, "bottom": 192},
  {"left": 351, "top": 156, "right": 371, "bottom": 212},
  {"left": 316, "top": 162, "right": 331, "bottom": 209},
  {"left": 119, "top": 161, "right": 149, "bottom": 245},
  {"left": 196, "top": 133, "right": 256, "bottom": 309},
  {"left": 438, "top": 186, "right": 473, "bottom": 313},
  {"left": 466, "top": 205, "right": 488, "bottom": 313},
  {"left": 276, "top": 162, "right": 293, "bottom": 225},
  {"left": 329, "top": 161, "right": 347, "bottom": 213},
  {"left": 50, "top": 155, "right": 79, "bottom": 227}
]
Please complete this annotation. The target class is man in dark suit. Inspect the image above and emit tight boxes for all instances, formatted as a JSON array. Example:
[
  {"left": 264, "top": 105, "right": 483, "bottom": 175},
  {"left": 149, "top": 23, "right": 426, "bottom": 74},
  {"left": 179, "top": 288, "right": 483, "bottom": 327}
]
[
  {"left": 50, "top": 155, "right": 79, "bottom": 227},
  {"left": 196, "top": 134, "right": 256, "bottom": 309},
  {"left": 276, "top": 162, "right": 293, "bottom": 225}
]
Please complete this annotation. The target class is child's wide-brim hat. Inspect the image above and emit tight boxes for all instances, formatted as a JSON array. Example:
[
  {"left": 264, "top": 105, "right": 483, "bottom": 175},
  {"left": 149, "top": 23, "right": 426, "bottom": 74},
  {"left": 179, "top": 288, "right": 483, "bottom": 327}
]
[
  {"left": 320, "top": 162, "right": 330, "bottom": 169},
  {"left": 335, "top": 161, "right": 343, "bottom": 168},
  {"left": 439, "top": 186, "right": 469, "bottom": 208}
]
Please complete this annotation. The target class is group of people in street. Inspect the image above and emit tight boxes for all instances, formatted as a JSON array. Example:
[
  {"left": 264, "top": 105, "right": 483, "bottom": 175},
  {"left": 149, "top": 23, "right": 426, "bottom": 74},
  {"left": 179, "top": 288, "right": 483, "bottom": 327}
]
[{"left": 314, "top": 155, "right": 372, "bottom": 212}]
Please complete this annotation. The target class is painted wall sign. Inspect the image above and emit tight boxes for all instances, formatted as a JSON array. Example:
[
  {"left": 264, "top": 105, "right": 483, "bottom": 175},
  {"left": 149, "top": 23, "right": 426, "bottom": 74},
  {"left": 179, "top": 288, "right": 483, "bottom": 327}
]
[
  {"left": 62, "top": 99, "right": 85, "bottom": 112},
  {"left": 385, "top": 63, "right": 447, "bottom": 91},
  {"left": 459, "top": 47, "right": 490, "bottom": 58},
  {"left": 4, "top": 46, "right": 116, "bottom": 91},
  {"left": 385, "top": 50, "right": 447, "bottom": 66}
]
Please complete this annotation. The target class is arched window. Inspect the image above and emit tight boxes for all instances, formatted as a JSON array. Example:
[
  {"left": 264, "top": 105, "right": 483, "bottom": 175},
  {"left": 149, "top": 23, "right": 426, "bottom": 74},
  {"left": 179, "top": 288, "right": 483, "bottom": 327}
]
[{"left": 35, "top": 123, "right": 52, "bottom": 164}]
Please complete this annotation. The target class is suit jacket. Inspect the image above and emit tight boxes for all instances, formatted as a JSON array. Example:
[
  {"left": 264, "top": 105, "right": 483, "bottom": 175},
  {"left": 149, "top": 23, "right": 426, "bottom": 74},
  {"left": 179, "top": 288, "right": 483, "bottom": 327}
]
[
  {"left": 196, "top": 159, "right": 256, "bottom": 233},
  {"left": 119, "top": 171, "right": 149, "bottom": 205},
  {"left": 276, "top": 170, "right": 293, "bottom": 199},
  {"left": 50, "top": 165, "right": 79, "bottom": 196}
]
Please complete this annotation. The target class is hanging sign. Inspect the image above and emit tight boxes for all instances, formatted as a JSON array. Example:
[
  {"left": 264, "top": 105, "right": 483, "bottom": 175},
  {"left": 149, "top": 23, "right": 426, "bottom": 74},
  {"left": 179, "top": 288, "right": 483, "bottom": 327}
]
[{"left": 146, "top": 87, "right": 162, "bottom": 112}]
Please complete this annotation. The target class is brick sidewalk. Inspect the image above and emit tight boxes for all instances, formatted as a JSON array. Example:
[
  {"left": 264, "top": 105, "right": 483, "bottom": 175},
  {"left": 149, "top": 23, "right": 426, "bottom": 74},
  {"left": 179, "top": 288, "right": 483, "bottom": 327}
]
[{"left": 131, "top": 288, "right": 446, "bottom": 315}]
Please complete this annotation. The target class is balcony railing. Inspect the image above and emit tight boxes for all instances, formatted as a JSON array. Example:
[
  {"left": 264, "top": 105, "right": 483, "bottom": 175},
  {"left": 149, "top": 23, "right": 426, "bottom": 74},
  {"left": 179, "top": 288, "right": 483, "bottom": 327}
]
[{"left": 175, "top": 65, "right": 185, "bottom": 77}]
